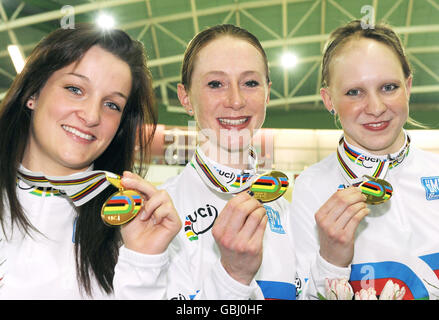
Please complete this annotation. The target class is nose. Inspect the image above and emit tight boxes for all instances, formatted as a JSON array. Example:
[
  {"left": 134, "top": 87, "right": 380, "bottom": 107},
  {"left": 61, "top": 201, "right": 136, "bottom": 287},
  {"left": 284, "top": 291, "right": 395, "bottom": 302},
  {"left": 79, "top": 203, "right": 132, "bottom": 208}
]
[
  {"left": 77, "top": 99, "right": 101, "bottom": 126},
  {"left": 226, "top": 83, "right": 245, "bottom": 110},
  {"left": 364, "top": 92, "right": 387, "bottom": 117}
]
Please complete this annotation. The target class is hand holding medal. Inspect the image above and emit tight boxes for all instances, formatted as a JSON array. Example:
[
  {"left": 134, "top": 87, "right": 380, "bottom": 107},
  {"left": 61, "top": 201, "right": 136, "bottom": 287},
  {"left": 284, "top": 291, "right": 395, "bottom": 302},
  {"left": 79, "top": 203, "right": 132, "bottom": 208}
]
[{"left": 112, "top": 171, "right": 182, "bottom": 255}]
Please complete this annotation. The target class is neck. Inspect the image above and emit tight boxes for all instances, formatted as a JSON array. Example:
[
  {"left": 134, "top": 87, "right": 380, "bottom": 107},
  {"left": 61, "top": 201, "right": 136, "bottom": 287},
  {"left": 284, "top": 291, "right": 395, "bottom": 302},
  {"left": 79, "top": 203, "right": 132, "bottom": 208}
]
[
  {"left": 344, "top": 130, "right": 406, "bottom": 157},
  {"left": 21, "top": 156, "right": 91, "bottom": 176}
]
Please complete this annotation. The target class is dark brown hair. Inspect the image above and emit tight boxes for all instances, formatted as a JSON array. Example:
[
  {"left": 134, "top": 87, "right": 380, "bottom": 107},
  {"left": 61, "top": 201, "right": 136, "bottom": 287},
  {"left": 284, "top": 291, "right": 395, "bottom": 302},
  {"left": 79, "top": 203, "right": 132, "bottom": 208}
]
[
  {"left": 181, "top": 24, "right": 270, "bottom": 89},
  {"left": 0, "top": 23, "right": 157, "bottom": 295}
]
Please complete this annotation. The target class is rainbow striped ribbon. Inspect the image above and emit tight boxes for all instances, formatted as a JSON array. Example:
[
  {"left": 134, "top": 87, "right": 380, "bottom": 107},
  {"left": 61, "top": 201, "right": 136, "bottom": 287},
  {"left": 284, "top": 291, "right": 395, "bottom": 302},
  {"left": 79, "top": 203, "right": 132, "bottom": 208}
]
[
  {"left": 337, "top": 132, "right": 410, "bottom": 187},
  {"left": 190, "top": 146, "right": 258, "bottom": 194},
  {"left": 17, "top": 166, "right": 117, "bottom": 206}
]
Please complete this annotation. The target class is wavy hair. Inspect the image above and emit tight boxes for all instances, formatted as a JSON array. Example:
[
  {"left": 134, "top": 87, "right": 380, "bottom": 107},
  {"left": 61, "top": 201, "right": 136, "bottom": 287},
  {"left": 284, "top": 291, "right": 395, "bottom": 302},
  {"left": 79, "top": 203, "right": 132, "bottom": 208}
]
[{"left": 0, "top": 23, "right": 157, "bottom": 295}]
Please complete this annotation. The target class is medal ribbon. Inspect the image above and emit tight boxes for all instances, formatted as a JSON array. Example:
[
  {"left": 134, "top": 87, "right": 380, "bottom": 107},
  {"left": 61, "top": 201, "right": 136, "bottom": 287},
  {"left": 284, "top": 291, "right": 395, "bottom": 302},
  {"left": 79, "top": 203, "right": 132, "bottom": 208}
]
[
  {"left": 191, "top": 145, "right": 258, "bottom": 194},
  {"left": 337, "top": 131, "right": 410, "bottom": 187},
  {"left": 16, "top": 166, "right": 120, "bottom": 206}
]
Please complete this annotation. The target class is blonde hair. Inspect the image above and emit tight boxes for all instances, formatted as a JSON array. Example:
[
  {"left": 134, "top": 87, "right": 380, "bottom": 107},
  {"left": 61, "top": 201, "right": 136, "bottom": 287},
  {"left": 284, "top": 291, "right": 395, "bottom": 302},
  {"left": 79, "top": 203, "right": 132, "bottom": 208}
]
[{"left": 322, "top": 20, "right": 429, "bottom": 129}]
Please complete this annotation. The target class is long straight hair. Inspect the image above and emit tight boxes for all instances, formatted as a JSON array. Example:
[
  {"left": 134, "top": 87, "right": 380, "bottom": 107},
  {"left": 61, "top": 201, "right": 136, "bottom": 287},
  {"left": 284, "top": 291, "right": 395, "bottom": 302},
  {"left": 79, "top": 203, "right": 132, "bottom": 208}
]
[{"left": 0, "top": 24, "right": 157, "bottom": 295}]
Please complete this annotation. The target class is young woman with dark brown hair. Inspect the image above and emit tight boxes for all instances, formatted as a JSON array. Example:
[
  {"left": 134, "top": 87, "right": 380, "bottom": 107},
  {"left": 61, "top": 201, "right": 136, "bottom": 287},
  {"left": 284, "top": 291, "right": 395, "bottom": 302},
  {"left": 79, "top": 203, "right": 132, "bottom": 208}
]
[{"left": 0, "top": 24, "right": 180, "bottom": 299}]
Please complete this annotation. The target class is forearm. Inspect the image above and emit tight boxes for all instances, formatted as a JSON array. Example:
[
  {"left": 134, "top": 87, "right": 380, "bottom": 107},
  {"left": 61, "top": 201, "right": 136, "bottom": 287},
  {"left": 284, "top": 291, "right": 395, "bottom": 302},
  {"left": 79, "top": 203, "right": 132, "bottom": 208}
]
[{"left": 113, "top": 245, "right": 169, "bottom": 299}]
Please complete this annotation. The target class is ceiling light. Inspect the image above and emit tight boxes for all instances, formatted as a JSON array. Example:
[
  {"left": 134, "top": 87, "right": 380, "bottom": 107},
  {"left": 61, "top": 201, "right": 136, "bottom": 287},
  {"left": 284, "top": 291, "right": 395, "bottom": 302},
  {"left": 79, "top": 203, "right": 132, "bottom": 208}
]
[
  {"left": 7, "top": 45, "right": 25, "bottom": 73},
  {"left": 96, "top": 13, "right": 115, "bottom": 30},
  {"left": 281, "top": 52, "right": 298, "bottom": 69}
]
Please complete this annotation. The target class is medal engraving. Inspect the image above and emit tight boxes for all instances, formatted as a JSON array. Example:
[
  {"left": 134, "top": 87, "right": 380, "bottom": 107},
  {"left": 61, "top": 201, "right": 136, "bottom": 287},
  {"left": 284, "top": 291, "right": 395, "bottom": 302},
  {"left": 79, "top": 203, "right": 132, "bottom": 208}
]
[
  {"left": 359, "top": 175, "right": 393, "bottom": 205},
  {"left": 101, "top": 173, "right": 144, "bottom": 226},
  {"left": 101, "top": 189, "right": 143, "bottom": 226},
  {"left": 250, "top": 171, "right": 289, "bottom": 203}
]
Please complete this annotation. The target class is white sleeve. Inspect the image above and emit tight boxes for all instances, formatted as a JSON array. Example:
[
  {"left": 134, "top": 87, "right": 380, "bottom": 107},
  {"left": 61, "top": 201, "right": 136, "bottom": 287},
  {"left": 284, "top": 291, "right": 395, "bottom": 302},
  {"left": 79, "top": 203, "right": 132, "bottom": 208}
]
[
  {"left": 290, "top": 175, "right": 350, "bottom": 300},
  {"left": 113, "top": 245, "right": 169, "bottom": 299},
  {"left": 167, "top": 240, "right": 264, "bottom": 300},
  {"left": 193, "top": 258, "right": 264, "bottom": 300},
  {"left": 305, "top": 253, "right": 351, "bottom": 299},
  {"left": 165, "top": 236, "right": 264, "bottom": 300}
]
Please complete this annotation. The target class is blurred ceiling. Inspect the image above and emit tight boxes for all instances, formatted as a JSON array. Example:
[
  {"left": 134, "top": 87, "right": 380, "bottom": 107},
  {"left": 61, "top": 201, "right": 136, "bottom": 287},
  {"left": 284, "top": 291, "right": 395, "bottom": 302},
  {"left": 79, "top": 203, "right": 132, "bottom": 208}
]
[{"left": 1, "top": 0, "right": 439, "bottom": 128}]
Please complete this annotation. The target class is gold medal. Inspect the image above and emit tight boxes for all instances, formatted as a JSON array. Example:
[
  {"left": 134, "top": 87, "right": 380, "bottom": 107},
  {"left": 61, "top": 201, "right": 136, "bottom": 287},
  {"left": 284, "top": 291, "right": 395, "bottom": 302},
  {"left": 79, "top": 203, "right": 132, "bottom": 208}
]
[
  {"left": 359, "top": 175, "right": 393, "bottom": 205},
  {"left": 101, "top": 174, "right": 143, "bottom": 226},
  {"left": 249, "top": 171, "right": 289, "bottom": 203}
]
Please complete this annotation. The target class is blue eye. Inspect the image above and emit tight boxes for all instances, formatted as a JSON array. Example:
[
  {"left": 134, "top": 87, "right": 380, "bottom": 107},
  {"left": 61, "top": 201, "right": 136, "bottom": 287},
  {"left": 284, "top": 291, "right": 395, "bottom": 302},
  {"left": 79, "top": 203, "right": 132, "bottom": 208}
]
[
  {"left": 207, "top": 80, "right": 222, "bottom": 88},
  {"left": 383, "top": 84, "right": 399, "bottom": 92},
  {"left": 245, "top": 80, "right": 259, "bottom": 87},
  {"left": 346, "top": 89, "right": 360, "bottom": 96},
  {"left": 66, "top": 86, "right": 82, "bottom": 95},
  {"left": 104, "top": 101, "right": 121, "bottom": 112}
]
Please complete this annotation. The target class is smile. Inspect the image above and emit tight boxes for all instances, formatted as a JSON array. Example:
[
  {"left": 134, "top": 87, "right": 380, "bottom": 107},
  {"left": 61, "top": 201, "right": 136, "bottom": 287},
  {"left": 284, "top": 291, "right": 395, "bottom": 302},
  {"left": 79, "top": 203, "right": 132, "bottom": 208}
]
[
  {"left": 62, "top": 125, "right": 95, "bottom": 141},
  {"left": 363, "top": 121, "right": 390, "bottom": 131},
  {"left": 218, "top": 117, "right": 249, "bottom": 126}
]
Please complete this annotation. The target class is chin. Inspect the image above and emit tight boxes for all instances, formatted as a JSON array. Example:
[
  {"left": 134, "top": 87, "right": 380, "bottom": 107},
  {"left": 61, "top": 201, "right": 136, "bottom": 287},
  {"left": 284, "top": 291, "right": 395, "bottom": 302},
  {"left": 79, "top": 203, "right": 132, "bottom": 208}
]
[
  {"left": 222, "top": 136, "right": 253, "bottom": 152},
  {"left": 58, "top": 155, "right": 94, "bottom": 172}
]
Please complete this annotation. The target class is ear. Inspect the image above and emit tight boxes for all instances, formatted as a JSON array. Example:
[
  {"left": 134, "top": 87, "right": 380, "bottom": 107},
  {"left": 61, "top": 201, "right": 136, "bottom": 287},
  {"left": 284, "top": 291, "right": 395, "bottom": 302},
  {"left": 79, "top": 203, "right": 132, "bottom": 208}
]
[
  {"left": 26, "top": 95, "right": 37, "bottom": 110},
  {"left": 405, "top": 75, "right": 413, "bottom": 100},
  {"left": 177, "top": 83, "right": 194, "bottom": 116},
  {"left": 265, "top": 81, "right": 272, "bottom": 105},
  {"left": 320, "top": 87, "right": 335, "bottom": 114}
]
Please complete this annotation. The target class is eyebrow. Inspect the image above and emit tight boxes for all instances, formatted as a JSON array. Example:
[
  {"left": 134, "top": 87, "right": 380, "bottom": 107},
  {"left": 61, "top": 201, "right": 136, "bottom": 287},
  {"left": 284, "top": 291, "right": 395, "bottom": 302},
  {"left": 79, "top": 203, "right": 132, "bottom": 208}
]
[
  {"left": 203, "top": 70, "right": 262, "bottom": 77},
  {"left": 66, "top": 72, "right": 129, "bottom": 100}
]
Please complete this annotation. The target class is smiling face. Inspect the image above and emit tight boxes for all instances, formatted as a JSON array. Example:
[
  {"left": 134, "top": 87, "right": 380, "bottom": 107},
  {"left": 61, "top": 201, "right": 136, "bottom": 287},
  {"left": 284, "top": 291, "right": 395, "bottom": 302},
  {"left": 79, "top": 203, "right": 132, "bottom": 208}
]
[
  {"left": 178, "top": 36, "right": 270, "bottom": 159},
  {"left": 320, "top": 38, "right": 412, "bottom": 155},
  {"left": 22, "top": 45, "right": 132, "bottom": 176}
]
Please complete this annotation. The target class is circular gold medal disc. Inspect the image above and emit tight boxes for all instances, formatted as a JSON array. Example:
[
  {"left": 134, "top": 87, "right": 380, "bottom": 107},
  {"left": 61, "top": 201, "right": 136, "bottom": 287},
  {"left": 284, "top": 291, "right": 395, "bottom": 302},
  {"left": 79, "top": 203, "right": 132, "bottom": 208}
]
[
  {"left": 249, "top": 171, "right": 289, "bottom": 203},
  {"left": 101, "top": 189, "right": 144, "bottom": 226},
  {"left": 359, "top": 175, "right": 393, "bottom": 205}
]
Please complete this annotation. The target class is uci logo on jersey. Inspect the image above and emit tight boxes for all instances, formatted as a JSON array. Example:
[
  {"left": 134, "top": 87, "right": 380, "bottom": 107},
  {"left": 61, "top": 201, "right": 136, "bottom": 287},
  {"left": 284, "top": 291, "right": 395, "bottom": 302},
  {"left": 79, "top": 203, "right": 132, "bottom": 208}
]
[
  {"left": 421, "top": 176, "right": 439, "bottom": 200},
  {"left": 362, "top": 156, "right": 380, "bottom": 169},
  {"left": 184, "top": 204, "right": 218, "bottom": 241},
  {"left": 215, "top": 169, "right": 235, "bottom": 184}
]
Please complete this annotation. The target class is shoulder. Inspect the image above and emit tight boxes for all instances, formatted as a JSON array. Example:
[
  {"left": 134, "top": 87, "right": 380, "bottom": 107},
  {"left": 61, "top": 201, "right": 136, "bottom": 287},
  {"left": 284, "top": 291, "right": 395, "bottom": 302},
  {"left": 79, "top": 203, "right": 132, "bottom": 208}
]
[
  {"left": 158, "top": 163, "right": 195, "bottom": 193},
  {"left": 411, "top": 146, "right": 439, "bottom": 164},
  {"left": 294, "top": 152, "right": 338, "bottom": 185}
]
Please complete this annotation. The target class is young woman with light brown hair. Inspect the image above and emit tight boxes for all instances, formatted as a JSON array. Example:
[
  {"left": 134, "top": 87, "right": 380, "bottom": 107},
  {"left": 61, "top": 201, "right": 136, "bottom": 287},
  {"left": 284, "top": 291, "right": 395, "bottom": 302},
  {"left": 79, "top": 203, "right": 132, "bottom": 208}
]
[{"left": 290, "top": 20, "right": 439, "bottom": 300}]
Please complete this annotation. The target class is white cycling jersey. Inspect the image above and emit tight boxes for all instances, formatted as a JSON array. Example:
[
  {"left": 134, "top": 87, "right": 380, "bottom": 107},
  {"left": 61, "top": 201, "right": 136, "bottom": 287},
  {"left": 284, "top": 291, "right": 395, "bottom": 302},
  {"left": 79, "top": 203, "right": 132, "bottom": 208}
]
[
  {"left": 290, "top": 133, "right": 439, "bottom": 300},
  {"left": 112, "top": 147, "right": 351, "bottom": 300},
  {"left": 0, "top": 179, "right": 109, "bottom": 299},
  {"left": 1, "top": 170, "right": 169, "bottom": 300},
  {"left": 162, "top": 160, "right": 297, "bottom": 300}
]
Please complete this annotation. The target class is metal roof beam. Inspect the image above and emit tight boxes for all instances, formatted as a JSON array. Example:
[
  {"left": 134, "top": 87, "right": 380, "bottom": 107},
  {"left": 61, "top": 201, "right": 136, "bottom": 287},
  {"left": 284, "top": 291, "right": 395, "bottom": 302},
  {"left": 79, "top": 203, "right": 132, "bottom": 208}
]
[
  {"left": 263, "top": 24, "right": 439, "bottom": 48},
  {"left": 0, "top": 0, "right": 145, "bottom": 32},
  {"left": 287, "top": 0, "right": 321, "bottom": 38},
  {"left": 190, "top": 0, "right": 199, "bottom": 34},
  {"left": 0, "top": 0, "right": 312, "bottom": 32}
]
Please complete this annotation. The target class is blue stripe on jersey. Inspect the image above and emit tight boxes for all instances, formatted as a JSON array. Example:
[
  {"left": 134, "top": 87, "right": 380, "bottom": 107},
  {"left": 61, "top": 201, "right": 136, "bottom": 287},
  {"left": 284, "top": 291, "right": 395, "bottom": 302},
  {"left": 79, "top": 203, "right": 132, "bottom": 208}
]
[
  {"left": 419, "top": 252, "right": 439, "bottom": 271},
  {"left": 350, "top": 261, "right": 429, "bottom": 300},
  {"left": 256, "top": 280, "right": 296, "bottom": 300}
]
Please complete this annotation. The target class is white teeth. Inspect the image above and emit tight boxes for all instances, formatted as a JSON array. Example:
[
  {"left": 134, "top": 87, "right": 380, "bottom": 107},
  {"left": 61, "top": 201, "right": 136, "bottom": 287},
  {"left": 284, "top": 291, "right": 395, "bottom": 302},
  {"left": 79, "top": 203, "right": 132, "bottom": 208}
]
[
  {"left": 62, "top": 125, "right": 94, "bottom": 141},
  {"left": 368, "top": 122, "right": 384, "bottom": 127},
  {"left": 218, "top": 118, "right": 248, "bottom": 125}
]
